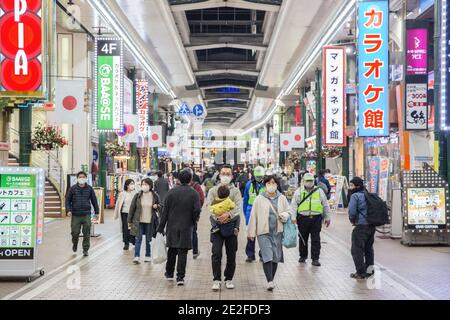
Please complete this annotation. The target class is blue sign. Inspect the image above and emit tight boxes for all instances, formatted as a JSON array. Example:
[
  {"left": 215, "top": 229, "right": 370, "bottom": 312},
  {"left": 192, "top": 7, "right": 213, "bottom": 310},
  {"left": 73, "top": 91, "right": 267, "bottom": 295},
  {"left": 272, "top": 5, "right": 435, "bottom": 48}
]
[
  {"left": 419, "top": 0, "right": 434, "bottom": 13},
  {"left": 204, "top": 130, "right": 213, "bottom": 138},
  {"left": 192, "top": 104, "right": 205, "bottom": 117},
  {"left": 357, "top": 0, "right": 389, "bottom": 137},
  {"left": 178, "top": 101, "right": 191, "bottom": 115}
]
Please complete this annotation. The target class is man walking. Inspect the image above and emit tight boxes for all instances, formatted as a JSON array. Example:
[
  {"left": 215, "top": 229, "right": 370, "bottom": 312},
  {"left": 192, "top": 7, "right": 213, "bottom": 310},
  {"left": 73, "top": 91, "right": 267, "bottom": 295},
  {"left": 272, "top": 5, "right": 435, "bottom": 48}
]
[
  {"left": 207, "top": 165, "right": 243, "bottom": 291},
  {"left": 157, "top": 169, "right": 201, "bottom": 286},
  {"left": 65, "top": 171, "right": 99, "bottom": 257},
  {"left": 290, "top": 173, "right": 331, "bottom": 266},
  {"left": 154, "top": 171, "right": 170, "bottom": 203}
]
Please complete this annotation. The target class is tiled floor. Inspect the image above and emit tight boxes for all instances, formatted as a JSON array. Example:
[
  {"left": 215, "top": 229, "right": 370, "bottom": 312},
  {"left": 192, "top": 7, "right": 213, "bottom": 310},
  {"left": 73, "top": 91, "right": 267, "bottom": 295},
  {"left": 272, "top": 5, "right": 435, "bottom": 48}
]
[{"left": 1, "top": 208, "right": 449, "bottom": 300}]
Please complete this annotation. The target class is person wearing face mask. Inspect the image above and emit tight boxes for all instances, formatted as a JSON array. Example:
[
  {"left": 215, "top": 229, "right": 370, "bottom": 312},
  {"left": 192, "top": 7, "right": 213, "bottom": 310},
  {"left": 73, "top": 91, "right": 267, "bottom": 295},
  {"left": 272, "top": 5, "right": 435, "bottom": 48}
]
[
  {"left": 247, "top": 175, "right": 292, "bottom": 291},
  {"left": 290, "top": 173, "right": 331, "bottom": 267},
  {"left": 206, "top": 165, "right": 243, "bottom": 292},
  {"left": 65, "top": 171, "right": 99, "bottom": 257},
  {"left": 242, "top": 166, "right": 266, "bottom": 262},
  {"left": 114, "top": 179, "right": 137, "bottom": 250},
  {"left": 128, "top": 178, "right": 161, "bottom": 264}
]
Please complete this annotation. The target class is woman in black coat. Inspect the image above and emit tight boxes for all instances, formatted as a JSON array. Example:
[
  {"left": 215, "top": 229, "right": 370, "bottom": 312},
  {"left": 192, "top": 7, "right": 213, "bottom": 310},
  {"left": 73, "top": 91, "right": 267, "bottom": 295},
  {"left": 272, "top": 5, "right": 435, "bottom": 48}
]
[{"left": 157, "top": 169, "right": 201, "bottom": 285}]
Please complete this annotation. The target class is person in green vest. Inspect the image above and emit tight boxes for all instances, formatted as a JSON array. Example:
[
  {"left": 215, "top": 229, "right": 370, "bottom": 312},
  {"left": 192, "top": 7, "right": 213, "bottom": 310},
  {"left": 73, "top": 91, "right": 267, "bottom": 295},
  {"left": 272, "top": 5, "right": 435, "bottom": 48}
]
[
  {"left": 243, "top": 166, "right": 266, "bottom": 262},
  {"left": 290, "top": 173, "right": 331, "bottom": 267}
]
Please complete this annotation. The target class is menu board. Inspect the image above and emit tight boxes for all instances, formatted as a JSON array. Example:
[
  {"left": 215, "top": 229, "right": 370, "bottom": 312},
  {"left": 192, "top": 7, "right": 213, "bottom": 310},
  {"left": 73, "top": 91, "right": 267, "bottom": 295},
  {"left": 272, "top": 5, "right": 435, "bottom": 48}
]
[{"left": 0, "top": 174, "right": 36, "bottom": 259}]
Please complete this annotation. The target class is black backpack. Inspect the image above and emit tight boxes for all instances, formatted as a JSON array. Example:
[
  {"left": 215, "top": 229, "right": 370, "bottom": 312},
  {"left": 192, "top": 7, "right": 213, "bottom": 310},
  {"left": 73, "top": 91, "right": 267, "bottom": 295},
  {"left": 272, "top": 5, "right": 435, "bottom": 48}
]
[{"left": 362, "top": 191, "right": 390, "bottom": 226}]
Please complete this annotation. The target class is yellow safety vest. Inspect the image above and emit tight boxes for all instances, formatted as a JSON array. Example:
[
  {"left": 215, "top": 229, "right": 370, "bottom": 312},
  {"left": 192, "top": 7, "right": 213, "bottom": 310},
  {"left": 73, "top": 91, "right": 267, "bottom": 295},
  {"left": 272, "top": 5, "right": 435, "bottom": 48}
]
[{"left": 297, "top": 188, "right": 323, "bottom": 215}]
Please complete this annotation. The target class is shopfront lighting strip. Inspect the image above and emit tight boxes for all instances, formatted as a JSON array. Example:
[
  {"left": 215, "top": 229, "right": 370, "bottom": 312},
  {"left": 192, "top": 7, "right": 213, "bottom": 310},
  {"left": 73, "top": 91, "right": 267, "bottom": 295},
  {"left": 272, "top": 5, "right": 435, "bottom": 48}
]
[
  {"left": 442, "top": 0, "right": 449, "bottom": 130},
  {"left": 86, "top": 0, "right": 176, "bottom": 98}
]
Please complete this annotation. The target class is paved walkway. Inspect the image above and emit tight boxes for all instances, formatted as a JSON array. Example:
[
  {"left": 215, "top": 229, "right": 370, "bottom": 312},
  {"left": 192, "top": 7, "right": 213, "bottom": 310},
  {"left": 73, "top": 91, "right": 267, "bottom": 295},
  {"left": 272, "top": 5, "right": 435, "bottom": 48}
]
[{"left": 1, "top": 208, "right": 449, "bottom": 300}]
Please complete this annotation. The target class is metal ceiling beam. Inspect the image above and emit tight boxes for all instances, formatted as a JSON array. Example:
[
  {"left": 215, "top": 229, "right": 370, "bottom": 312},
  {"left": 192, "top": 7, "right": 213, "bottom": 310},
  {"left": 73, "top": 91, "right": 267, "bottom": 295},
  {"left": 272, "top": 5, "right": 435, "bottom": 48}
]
[
  {"left": 190, "top": 34, "right": 264, "bottom": 46},
  {"left": 199, "top": 84, "right": 254, "bottom": 90},
  {"left": 195, "top": 69, "right": 260, "bottom": 77},
  {"left": 186, "top": 43, "right": 267, "bottom": 51},
  {"left": 170, "top": 0, "right": 281, "bottom": 12},
  {"left": 205, "top": 98, "right": 250, "bottom": 102}
]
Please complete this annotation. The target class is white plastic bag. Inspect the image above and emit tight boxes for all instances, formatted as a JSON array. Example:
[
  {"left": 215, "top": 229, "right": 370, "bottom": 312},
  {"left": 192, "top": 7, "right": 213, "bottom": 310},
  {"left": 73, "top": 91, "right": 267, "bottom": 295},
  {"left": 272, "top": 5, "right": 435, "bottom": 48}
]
[{"left": 152, "top": 233, "right": 167, "bottom": 264}]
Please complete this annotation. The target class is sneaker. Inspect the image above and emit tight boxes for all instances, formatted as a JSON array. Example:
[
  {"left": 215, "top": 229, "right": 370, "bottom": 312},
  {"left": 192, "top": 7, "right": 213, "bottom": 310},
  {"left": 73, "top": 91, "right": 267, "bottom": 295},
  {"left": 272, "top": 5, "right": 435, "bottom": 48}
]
[
  {"left": 267, "top": 281, "right": 275, "bottom": 291},
  {"left": 311, "top": 260, "right": 321, "bottom": 267},
  {"left": 72, "top": 243, "right": 77, "bottom": 253},
  {"left": 144, "top": 257, "right": 152, "bottom": 263},
  {"left": 350, "top": 272, "right": 367, "bottom": 280},
  {"left": 133, "top": 257, "right": 140, "bottom": 264},
  {"left": 123, "top": 244, "right": 129, "bottom": 250},
  {"left": 212, "top": 281, "right": 221, "bottom": 291},
  {"left": 177, "top": 280, "right": 184, "bottom": 286},
  {"left": 83, "top": 251, "right": 89, "bottom": 257},
  {"left": 165, "top": 272, "right": 174, "bottom": 281},
  {"left": 298, "top": 257, "right": 306, "bottom": 263},
  {"left": 245, "top": 257, "right": 256, "bottom": 263},
  {"left": 193, "top": 251, "right": 200, "bottom": 259},
  {"left": 225, "top": 280, "right": 235, "bottom": 289}
]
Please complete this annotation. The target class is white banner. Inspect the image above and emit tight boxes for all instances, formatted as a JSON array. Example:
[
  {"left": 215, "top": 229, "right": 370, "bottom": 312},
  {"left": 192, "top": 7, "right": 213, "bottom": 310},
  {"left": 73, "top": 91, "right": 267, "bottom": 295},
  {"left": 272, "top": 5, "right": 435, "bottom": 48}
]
[
  {"left": 323, "top": 46, "right": 346, "bottom": 145},
  {"left": 405, "top": 83, "right": 428, "bottom": 130},
  {"left": 148, "top": 126, "right": 162, "bottom": 147},
  {"left": 48, "top": 80, "right": 86, "bottom": 125},
  {"left": 290, "top": 126, "right": 305, "bottom": 149},
  {"left": 121, "top": 114, "right": 139, "bottom": 143},
  {"left": 123, "top": 77, "right": 133, "bottom": 115},
  {"left": 190, "top": 140, "right": 247, "bottom": 149},
  {"left": 280, "top": 133, "right": 292, "bottom": 152},
  {"left": 167, "top": 136, "right": 178, "bottom": 155}
]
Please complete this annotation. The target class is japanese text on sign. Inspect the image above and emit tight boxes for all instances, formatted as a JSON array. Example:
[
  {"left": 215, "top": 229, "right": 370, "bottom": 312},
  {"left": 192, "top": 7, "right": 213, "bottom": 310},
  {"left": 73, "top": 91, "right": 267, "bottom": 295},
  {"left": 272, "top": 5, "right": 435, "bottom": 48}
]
[
  {"left": 358, "top": 0, "right": 389, "bottom": 136},
  {"left": 406, "top": 83, "right": 428, "bottom": 130},
  {"left": 323, "top": 47, "right": 346, "bottom": 146},
  {"left": 136, "top": 80, "right": 149, "bottom": 138}
]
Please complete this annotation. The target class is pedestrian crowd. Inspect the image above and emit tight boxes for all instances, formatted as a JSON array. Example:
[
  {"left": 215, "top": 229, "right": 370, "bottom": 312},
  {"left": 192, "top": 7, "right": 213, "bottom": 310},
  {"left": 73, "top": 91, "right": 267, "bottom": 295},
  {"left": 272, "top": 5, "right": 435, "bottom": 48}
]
[{"left": 66, "top": 164, "right": 381, "bottom": 291}]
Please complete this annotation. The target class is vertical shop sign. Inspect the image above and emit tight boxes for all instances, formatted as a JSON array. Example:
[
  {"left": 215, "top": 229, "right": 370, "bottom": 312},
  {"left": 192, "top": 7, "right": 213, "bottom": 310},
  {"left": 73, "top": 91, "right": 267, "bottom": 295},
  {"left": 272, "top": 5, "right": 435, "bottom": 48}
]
[
  {"left": 406, "top": 28, "right": 428, "bottom": 75},
  {"left": 441, "top": 1, "right": 450, "bottom": 130},
  {"left": 357, "top": 0, "right": 389, "bottom": 137},
  {"left": 136, "top": 80, "right": 149, "bottom": 138},
  {"left": 123, "top": 77, "right": 133, "bottom": 115},
  {"left": 367, "top": 156, "right": 380, "bottom": 194},
  {"left": 95, "top": 37, "right": 123, "bottom": 131},
  {"left": 378, "top": 157, "right": 390, "bottom": 201},
  {"left": 405, "top": 83, "right": 428, "bottom": 130},
  {"left": 0, "top": 0, "right": 43, "bottom": 96},
  {"left": 323, "top": 46, "right": 346, "bottom": 146}
]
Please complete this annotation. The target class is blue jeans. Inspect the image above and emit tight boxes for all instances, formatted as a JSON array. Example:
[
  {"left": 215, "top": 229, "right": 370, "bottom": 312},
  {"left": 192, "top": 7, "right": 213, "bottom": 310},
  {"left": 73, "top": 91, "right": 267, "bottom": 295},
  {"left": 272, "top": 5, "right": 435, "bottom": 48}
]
[
  {"left": 192, "top": 222, "right": 199, "bottom": 255},
  {"left": 135, "top": 223, "right": 151, "bottom": 258}
]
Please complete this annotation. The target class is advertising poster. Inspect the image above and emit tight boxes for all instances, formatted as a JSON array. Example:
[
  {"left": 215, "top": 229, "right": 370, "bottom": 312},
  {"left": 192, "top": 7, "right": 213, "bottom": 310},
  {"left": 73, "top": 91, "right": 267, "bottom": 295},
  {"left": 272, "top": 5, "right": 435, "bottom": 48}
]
[
  {"left": 95, "top": 38, "right": 123, "bottom": 131},
  {"left": 406, "top": 83, "right": 428, "bottom": 130},
  {"left": 407, "top": 188, "right": 446, "bottom": 229},
  {"left": 357, "top": 0, "right": 389, "bottom": 137},
  {"left": 323, "top": 46, "right": 346, "bottom": 146},
  {"left": 367, "top": 156, "right": 380, "bottom": 194},
  {"left": 0, "top": 0, "right": 44, "bottom": 97},
  {"left": 378, "top": 157, "right": 390, "bottom": 201},
  {"left": 123, "top": 77, "right": 133, "bottom": 115},
  {"left": 406, "top": 28, "right": 428, "bottom": 75},
  {"left": 0, "top": 173, "right": 37, "bottom": 259},
  {"left": 136, "top": 80, "right": 149, "bottom": 139}
]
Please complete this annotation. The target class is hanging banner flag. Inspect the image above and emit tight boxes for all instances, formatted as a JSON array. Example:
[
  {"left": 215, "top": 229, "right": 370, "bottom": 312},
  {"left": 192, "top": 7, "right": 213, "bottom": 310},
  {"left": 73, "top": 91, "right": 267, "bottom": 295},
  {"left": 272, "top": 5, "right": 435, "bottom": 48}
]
[
  {"left": 0, "top": 0, "right": 44, "bottom": 97},
  {"left": 406, "top": 28, "right": 428, "bottom": 76},
  {"left": 123, "top": 77, "right": 133, "bottom": 115},
  {"left": 148, "top": 126, "right": 162, "bottom": 147},
  {"left": 136, "top": 79, "right": 149, "bottom": 138},
  {"left": 280, "top": 133, "right": 292, "bottom": 152},
  {"left": 166, "top": 136, "right": 178, "bottom": 155},
  {"left": 405, "top": 83, "right": 428, "bottom": 130},
  {"left": 48, "top": 80, "right": 85, "bottom": 125},
  {"left": 95, "top": 37, "right": 123, "bottom": 131},
  {"left": 121, "top": 114, "right": 139, "bottom": 143},
  {"left": 323, "top": 46, "right": 346, "bottom": 146},
  {"left": 290, "top": 126, "right": 305, "bottom": 149},
  {"left": 357, "top": 0, "right": 389, "bottom": 137}
]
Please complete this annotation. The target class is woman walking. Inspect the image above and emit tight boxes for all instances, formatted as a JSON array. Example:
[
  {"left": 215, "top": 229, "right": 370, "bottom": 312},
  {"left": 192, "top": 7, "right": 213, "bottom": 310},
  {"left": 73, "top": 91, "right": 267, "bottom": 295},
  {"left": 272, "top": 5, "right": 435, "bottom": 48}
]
[
  {"left": 247, "top": 175, "right": 292, "bottom": 291},
  {"left": 128, "top": 178, "right": 161, "bottom": 264},
  {"left": 113, "top": 179, "right": 137, "bottom": 250}
]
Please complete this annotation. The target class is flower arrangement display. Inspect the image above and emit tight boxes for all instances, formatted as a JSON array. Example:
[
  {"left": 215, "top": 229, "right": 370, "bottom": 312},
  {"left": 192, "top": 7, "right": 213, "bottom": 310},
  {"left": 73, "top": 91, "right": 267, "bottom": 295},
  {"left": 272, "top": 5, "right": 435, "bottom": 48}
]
[
  {"left": 105, "top": 141, "right": 128, "bottom": 157},
  {"left": 31, "top": 123, "right": 68, "bottom": 151},
  {"left": 300, "top": 151, "right": 318, "bottom": 160},
  {"left": 320, "top": 146, "right": 342, "bottom": 158}
]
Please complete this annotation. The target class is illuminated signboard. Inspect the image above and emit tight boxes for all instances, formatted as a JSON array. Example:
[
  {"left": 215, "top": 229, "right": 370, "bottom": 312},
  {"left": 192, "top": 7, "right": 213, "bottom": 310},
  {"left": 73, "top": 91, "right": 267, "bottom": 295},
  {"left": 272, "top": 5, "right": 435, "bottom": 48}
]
[
  {"left": 136, "top": 79, "right": 149, "bottom": 138},
  {"left": 407, "top": 188, "right": 447, "bottom": 229},
  {"left": 406, "top": 28, "right": 428, "bottom": 76},
  {"left": 94, "top": 37, "right": 123, "bottom": 132},
  {"left": 441, "top": 0, "right": 450, "bottom": 130},
  {"left": 323, "top": 46, "right": 346, "bottom": 146},
  {"left": 0, "top": 0, "right": 44, "bottom": 97},
  {"left": 357, "top": 0, "right": 389, "bottom": 137}
]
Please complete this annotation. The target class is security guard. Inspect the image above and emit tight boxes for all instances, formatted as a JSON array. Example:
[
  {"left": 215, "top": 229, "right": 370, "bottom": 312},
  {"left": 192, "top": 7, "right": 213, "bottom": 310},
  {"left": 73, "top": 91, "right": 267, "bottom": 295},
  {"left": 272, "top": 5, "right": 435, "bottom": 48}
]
[
  {"left": 290, "top": 173, "right": 331, "bottom": 266},
  {"left": 243, "top": 166, "right": 265, "bottom": 262}
]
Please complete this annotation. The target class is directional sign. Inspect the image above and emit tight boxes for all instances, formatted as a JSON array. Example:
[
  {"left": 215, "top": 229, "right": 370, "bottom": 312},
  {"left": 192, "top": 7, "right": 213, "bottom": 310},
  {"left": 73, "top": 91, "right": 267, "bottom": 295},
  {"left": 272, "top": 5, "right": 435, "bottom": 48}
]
[
  {"left": 192, "top": 104, "right": 205, "bottom": 117},
  {"left": 178, "top": 101, "right": 191, "bottom": 115},
  {"left": 204, "top": 130, "right": 213, "bottom": 138}
]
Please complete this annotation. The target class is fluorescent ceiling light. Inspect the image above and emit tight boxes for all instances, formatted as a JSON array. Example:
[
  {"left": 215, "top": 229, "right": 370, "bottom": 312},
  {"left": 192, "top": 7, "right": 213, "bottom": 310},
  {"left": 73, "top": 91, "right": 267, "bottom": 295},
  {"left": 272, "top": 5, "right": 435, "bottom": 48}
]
[{"left": 86, "top": 0, "right": 176, "bottom": 98}]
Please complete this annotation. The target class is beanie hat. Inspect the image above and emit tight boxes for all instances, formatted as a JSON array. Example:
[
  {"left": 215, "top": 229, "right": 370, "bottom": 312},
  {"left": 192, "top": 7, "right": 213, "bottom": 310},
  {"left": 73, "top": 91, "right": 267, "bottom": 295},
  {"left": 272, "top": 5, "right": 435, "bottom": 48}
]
[{"left": 350, "top": 177, "right": 364, "bottom": 188}]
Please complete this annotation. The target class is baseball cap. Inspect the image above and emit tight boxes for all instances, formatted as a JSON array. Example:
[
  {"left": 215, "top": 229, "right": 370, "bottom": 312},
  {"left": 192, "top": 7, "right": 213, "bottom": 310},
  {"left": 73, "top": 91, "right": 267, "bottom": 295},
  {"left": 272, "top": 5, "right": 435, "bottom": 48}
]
[{"left": 303, "top": 173, "right": 315, "bottom": 181}]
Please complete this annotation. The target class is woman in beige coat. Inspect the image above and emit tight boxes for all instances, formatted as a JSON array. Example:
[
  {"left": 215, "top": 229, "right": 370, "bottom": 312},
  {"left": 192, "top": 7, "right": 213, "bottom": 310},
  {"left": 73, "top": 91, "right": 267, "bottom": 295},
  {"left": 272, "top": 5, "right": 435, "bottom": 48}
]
[
  {"left": 247, "top": 175, "right": 292, "bottom": 291},
  {"left": 114, "top": 179, "right": 137, "bottom": 250}
]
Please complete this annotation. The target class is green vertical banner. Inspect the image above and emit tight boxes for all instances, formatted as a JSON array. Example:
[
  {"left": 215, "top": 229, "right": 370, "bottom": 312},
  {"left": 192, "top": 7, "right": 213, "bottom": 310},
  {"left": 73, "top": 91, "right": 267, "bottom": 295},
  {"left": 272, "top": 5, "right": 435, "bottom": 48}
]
[{"left": 95, "top": 38, "right": 123, "bottom": 131}]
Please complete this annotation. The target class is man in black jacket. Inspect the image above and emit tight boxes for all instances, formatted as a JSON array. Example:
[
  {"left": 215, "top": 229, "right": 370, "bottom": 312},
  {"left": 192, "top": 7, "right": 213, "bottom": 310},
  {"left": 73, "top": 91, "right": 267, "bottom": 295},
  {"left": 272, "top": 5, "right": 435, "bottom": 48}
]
[
  {"left": 65, "top": 171, "right": 99, "bottom": 257},
  {"left": 154, "top": 171, "right": 170, "bottom": 203},
  {"left": 157, "top": 169, "right": 201, "bottom": 286}
]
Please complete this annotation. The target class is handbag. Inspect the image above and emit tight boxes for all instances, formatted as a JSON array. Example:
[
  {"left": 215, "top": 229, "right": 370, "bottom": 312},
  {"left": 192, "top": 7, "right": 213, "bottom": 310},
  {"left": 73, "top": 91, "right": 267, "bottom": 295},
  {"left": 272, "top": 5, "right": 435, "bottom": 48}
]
[{"left": 219, "top": 220, "right": 236, "bottom": 238}]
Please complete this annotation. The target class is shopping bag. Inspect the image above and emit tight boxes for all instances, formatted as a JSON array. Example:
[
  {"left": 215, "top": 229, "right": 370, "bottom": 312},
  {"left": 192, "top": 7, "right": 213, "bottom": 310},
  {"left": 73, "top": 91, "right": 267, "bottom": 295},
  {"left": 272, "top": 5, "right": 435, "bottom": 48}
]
[
  {"left": 282, "top": 219, "right": 298, "bottom": 249},
  {"left": 152, "top": 233, "right": 167, "bottom": 264}
]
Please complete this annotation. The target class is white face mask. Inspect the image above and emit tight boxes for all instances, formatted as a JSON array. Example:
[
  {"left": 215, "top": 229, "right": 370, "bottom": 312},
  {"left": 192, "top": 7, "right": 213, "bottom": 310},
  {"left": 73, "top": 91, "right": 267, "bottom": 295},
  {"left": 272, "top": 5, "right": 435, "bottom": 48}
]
[
  {"left": 220, "top": 176, "right": 232, "bottom": 185},
  {"left": 304, "top": 181, "right": 314, "bottom": 189},
  {"left": 141, "top": 185, "right": 150, "bottom": 193},
  {"left": 77, "top": 178, "right": 87, "bottom": 185},
  {"left": 128, "top": 184, "right": 135, "bottom": 191},
  {"left": 266, "top": 185, "right": 277, "bottom": 194}
]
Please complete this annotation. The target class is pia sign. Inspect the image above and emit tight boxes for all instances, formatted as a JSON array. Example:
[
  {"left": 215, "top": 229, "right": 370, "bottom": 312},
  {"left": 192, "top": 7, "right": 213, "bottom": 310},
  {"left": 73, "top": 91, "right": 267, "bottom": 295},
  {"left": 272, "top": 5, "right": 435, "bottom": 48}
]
[{"left": 0, "top": 0, "right": 44, "bottom": 96}]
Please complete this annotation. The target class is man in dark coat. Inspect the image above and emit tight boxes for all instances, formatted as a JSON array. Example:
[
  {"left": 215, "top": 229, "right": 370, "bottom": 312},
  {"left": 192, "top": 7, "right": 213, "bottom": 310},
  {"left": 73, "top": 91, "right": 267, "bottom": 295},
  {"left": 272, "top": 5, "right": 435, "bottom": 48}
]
[
  {"left": 154, "top": 171, "right": 169, "bottom": 203},
  {"left": 157, "top": 169, "right": 201, "bottom": 286}
]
